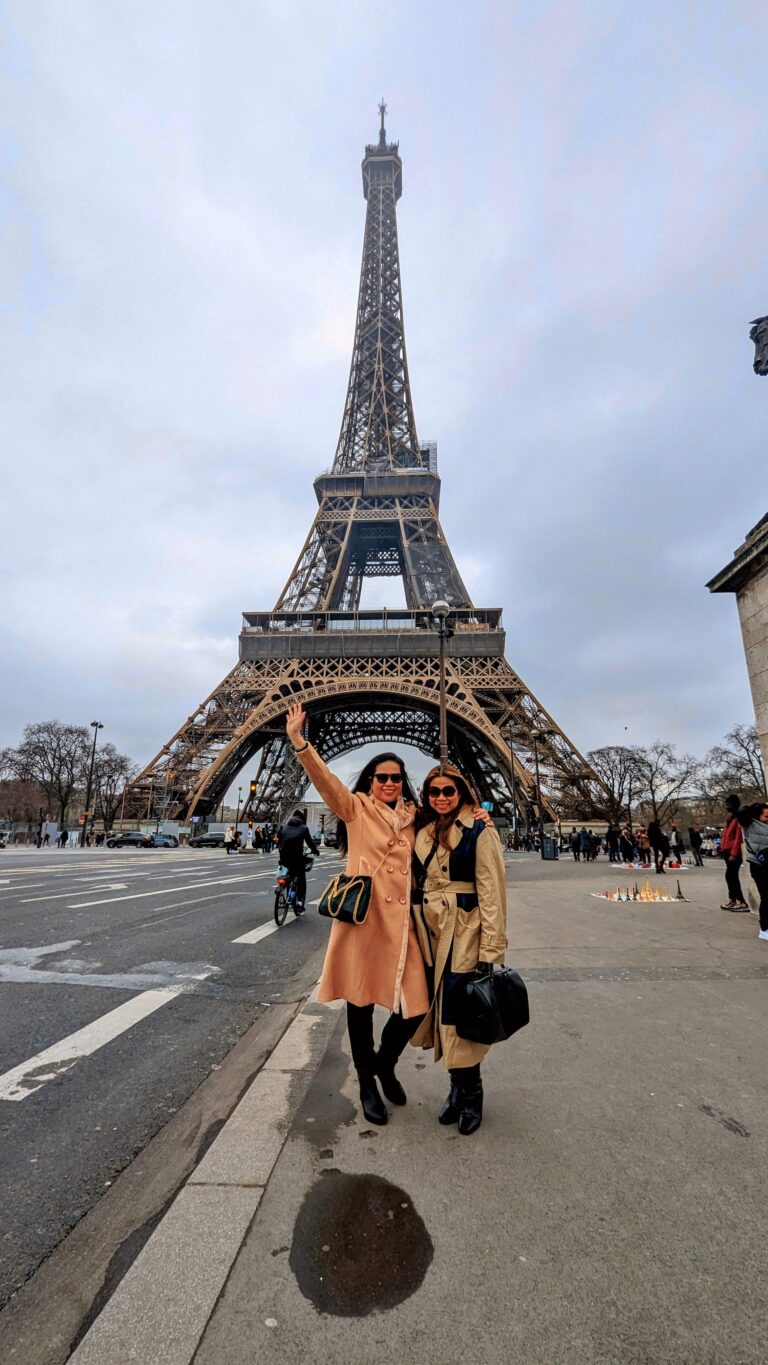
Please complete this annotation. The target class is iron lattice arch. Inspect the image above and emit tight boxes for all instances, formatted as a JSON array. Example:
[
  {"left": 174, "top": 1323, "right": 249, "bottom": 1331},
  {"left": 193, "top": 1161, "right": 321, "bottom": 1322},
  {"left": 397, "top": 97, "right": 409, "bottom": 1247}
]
[
  {"left": 122, "top": 110, "right": 610, "bottom": 829},
  {"left": 123, "top": 651, "right": 609, "bottom": 828}
]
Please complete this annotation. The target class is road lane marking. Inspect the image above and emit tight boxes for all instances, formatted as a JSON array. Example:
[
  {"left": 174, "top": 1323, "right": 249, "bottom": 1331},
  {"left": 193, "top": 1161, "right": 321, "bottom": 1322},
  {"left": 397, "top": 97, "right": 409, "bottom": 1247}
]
[
  {"left": 69, "top": 872, "right": 280, "bottom": 908},
  {"left": 0, "top": 987, "right": 191, "bottom": 1101},
  {"left": 232, "top": 917, "right": 301, "bottom": 945},
  {"left": 21, "top": 883, "right": 128, "bottom": 904}
]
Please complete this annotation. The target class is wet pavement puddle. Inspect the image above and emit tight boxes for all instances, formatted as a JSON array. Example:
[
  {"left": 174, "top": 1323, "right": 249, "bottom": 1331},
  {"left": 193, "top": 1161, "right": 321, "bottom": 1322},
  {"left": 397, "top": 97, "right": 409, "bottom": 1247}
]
[{"left": 290, "top": 1170, "right": 433, "bottom": 1316}]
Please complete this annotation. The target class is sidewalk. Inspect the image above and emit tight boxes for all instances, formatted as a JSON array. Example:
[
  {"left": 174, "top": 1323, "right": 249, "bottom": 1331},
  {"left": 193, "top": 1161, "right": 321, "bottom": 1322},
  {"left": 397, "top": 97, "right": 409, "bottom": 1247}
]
[{"left": 71, "top": 859, "right": 768, "bottom": 1364}]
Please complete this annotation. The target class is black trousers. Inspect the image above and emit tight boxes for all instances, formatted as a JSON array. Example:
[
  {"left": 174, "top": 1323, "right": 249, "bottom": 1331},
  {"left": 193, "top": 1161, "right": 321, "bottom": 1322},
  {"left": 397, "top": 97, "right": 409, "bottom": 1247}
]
[
  {"left": 691, "top": 846, "right": 704, "bottom": 867},
  {"left": 749, "top": 862, "right": 768, "bottom": 930},
  {"left": 282, "top": 857, "right": 307, "bottom": 905},
  {"left": 346, "top": 1003, "right": 423, "bottom": 1074},
  {"left": 725, "top": 855, "right": 744, "bottom": 903}
]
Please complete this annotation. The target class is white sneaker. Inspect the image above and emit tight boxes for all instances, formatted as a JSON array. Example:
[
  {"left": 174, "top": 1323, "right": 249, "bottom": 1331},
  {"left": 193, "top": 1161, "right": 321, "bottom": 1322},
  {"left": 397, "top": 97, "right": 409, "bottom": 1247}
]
[{"left": 759, "top": 929, "right": 768, "bottom": 941}]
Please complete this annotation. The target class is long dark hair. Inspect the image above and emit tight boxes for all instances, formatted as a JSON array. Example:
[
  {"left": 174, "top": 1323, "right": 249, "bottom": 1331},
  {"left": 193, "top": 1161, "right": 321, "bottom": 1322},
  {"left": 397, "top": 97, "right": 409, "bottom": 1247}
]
[
  {"left": 415, "top": 763, "right": 478, "bottom": 849},
  {"left": 336, "top": 752, "right": 418, "bottom": 854}
]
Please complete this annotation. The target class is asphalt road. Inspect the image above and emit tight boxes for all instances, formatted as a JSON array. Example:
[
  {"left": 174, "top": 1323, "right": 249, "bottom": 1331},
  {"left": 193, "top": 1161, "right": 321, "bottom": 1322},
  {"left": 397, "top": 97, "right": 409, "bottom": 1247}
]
[{"left": 0, "top": 844, "right": 343, "bottom": 1308}]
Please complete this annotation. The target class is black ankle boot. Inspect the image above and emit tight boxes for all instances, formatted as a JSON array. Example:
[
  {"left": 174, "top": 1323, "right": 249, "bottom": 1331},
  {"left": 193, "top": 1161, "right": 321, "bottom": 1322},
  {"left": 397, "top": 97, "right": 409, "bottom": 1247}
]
[
  {"left": 357, "top": 1070, "right": 388, "bottom": 1125},
  {"left": 438, "top": 1070, "right": 462, "bottom": 1125},
  {"left": 457, "top": 1066, "right": 483, "bottom": 1136},
  {"left": 374, "top": 1053, "right": 406, "bottom": 1105}
]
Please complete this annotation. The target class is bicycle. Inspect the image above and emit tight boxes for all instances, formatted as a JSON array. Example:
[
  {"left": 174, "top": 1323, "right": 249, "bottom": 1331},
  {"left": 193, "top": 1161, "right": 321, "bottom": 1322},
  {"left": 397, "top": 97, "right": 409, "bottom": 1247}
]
[{"left": 274, "top": 853, "right": 315, "bottom": 926}]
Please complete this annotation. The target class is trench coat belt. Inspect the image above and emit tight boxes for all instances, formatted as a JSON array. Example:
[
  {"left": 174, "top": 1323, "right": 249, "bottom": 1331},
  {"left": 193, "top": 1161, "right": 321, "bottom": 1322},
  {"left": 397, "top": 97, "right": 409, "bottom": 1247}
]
[{"left": 412, "top": 880, "right": 475, "bottom": 906}]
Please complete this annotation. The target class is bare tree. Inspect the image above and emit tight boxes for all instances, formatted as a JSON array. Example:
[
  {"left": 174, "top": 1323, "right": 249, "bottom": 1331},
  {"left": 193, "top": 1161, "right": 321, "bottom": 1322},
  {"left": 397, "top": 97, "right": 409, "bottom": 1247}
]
[
  {"left": 8, "top": 721, "right": 90, "bottom": 826},
  {"left": 94, "top": 745, "right": 138, "bottom": 829},
  {"left": 632, "top": 741, "right": 702, "bottom": 826},
  {"left": 586, "top": 746, "right": 645, "bottom": 822},
  {"left": 704, "top": 723, "right": 766, "bottom": 801},
  {"left": 0, "top": 775, "right": 49, "bottom": 825}
]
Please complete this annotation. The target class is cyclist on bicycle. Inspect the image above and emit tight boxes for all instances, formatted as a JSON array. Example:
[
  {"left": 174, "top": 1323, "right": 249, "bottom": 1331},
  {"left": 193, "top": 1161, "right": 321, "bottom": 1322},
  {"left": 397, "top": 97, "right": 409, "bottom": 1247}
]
[{"left": 278, "top": 810, "right": 320, "bottom": 913}]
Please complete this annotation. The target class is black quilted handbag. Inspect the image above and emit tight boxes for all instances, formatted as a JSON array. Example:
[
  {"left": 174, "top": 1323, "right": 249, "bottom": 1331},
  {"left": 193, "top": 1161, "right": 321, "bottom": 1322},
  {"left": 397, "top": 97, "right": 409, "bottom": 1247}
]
[
  {"left": 454, "top": 965, "right": 530, "bottom": 1045},
  {"left": 317, "top": 872, "right": 372, "bottom": 925}
]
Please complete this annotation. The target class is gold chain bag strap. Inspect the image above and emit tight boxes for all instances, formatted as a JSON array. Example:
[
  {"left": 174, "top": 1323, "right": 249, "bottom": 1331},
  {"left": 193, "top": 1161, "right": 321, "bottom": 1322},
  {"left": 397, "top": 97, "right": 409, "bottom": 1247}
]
[{"left": 318, "top": 848, "right": 390, "bottom": 926}]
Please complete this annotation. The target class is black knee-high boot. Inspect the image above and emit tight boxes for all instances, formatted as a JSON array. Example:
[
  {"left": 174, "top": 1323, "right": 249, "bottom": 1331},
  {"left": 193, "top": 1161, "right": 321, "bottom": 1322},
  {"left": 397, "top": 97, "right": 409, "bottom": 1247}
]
[
  {"left": 438, "top": 1069, "right": 462, "bottom": 1125},
  {"left": 456, "top": 1064, "right": 483, "bottom": 1136},
  {"left": 346, "top": 1003, "right": 387, "bottom": 1125},
  {"left": 375, "top": 1011, "right": 423, "bottom": 1105}
]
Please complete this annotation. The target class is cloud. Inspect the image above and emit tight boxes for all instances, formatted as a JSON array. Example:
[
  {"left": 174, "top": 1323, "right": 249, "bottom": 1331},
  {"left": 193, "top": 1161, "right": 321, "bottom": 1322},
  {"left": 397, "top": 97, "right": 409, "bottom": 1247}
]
[{"left": 1, "top": 0, "right": 764, "bottom": 798}]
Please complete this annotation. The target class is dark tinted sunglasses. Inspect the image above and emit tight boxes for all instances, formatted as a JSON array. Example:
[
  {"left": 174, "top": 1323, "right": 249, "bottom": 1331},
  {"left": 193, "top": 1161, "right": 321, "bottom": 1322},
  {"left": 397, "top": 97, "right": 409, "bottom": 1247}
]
[
  {"left": 428, "top": 784, "right": 457, "bottom": 798},
  {"left": 373, "top": 772, "right": 403, "bottom": 784}
]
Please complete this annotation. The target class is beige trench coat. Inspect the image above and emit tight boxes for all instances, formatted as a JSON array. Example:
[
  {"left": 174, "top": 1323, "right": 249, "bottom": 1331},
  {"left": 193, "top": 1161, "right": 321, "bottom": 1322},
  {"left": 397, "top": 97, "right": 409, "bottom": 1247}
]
[
  {"left": 296, "top": 744, "right": 429, "bottom": 1018},
  {"left": 411, "top": 812, "right": 508, "bottom": 1068}
]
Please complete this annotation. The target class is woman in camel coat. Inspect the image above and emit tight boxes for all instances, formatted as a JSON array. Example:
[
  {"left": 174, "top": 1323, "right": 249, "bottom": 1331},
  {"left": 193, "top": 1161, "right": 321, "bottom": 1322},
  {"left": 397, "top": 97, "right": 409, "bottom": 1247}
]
[
  {"left": 285, "top": 703, "right": 429, "bottom": 1126},
  {"left": 410, "top": 763, "right": 508, "bottom": 1135}
]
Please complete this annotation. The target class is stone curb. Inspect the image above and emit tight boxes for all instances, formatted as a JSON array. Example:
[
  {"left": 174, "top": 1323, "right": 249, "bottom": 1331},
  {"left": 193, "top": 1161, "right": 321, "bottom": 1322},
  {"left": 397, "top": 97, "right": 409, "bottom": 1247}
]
[{"left": 69, "top": 989, "right": 343, "bottom": 1364}]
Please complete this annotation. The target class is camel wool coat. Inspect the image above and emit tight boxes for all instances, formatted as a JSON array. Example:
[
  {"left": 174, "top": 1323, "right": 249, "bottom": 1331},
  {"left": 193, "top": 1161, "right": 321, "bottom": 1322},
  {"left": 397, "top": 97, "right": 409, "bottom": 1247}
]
[{"left": 296, "top": 744, "right": 429, "bottom": 1018}]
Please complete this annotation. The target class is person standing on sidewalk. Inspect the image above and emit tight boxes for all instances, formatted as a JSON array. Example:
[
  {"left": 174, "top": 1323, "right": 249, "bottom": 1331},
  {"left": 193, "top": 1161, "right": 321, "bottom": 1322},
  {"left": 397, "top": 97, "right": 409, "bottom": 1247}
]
[
  {"left": 669, "top": 824, "right": 685, "bottom": 864},
  {"left": 737, "top": 801, "right": 768, "bottom": 938},
  {"left": 720, "top": 795, "right": 748, "bottom": 911},
  {"left": 410, "top": 764, "right": 508, "bottom": 1136},
  {"left": 285, "top": 703, "right": 429, "bottom": 1127},
  {"left": 647, "top": 821, "right": 670, "bottom": 874},
  {"left": 689, "top": 827, "right": 704, "bottom": 867},
  {"left": 224, "top": 826, "right": 235, "bottom": 855}
]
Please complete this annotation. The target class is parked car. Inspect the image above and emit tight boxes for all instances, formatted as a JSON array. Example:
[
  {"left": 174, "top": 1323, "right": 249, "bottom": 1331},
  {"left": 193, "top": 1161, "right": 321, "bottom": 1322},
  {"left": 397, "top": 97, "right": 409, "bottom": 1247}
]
[
  {"left": 151, "top": 833, "right": 179, "bottom": 847},
  {"left": 188, "top": 832, "right": 227, "bottom": 849},
  {"left": 323, "top": 831, "right": 338, "bottom": 848},
  {"left": 106, "top": 831, "right": 155, "bottom": 849}
]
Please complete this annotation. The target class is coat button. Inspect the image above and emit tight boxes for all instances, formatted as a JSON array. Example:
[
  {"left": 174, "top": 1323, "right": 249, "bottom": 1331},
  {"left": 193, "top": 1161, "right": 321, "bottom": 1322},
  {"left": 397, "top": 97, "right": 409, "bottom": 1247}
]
[
  {"left": 388, "top": 839, "right": 394, "bottom": 846},
  {"left": 399, "top": 896, "right": 406, "bottom": 904},
  {"left": 386, "top": 865, "right": 394, "bottom": 872},
  {"left": 398, "top": 839, "right": 406, "bottom": 846},
  {"left": 386, "top": 896, "right": 392, "bottom": 903}
]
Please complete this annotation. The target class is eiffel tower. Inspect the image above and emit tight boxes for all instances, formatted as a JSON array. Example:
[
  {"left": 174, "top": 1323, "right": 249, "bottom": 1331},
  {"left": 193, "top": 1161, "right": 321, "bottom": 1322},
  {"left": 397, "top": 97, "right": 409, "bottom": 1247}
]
[{"left": 124, "top": 105, "right": 608, "bottom": 829}]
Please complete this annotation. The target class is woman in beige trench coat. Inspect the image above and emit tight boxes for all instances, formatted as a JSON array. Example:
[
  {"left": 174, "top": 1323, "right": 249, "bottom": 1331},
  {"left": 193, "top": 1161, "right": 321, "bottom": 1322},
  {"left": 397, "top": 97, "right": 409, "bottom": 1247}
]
[
  {"left": 285, "top": 704, "right": 430, "bottom": 1126},
  {"left": 410, "top": 763, "right": 508, "bottom": 1135}
]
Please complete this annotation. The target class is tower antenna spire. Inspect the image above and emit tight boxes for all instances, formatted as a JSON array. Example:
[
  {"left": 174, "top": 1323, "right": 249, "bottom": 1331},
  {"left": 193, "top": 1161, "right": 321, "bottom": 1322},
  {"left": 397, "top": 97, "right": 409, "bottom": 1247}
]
[{"left": 378, "top": 98, "right": 387, "bottom": 146}]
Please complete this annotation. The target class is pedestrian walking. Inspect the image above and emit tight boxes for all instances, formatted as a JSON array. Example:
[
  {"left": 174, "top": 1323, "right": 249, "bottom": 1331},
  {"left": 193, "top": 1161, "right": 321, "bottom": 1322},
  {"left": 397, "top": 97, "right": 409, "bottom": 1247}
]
[
  {"left": 736, "top": 801, "right": 768, "bottom": 939},
  {"left": 569, "top": 827, "right": 581, "bottom": 861},
  {"left": 285, "top": 702, "right": 429, "bottom": 1126},
  {"left": 579, "top": 826, "right": 591, "bottom": 861},
  {"left": 224, "top": 826, "right": 235, "bottom": 855},
  {"left": 688, "top": 827, "right": 704, "bottom": 867},
  {"left": 720, "top": 795, "right": 748, "bottom": 910},
  {"left": 647, "top": 821, "right": 670, "bottom": 874},
  {"left": 410, "top": 764, "right": 508, "bottom": 1136},
  {"left": 607, "top": 823, "right": 621, "bottom": 862},
  {"left": 278, "top": 809, "right": 319, "bottom": 913}
]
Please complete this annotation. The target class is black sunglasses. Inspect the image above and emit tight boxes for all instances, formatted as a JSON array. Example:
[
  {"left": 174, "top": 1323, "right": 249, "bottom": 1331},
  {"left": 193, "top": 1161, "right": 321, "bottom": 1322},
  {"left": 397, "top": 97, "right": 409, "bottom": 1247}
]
[
  {"left": 373, "top": 772, "right": 403, "bottom": 783},
  {"left": 428, "top": 784, "right": 457, "bottom": 798}
]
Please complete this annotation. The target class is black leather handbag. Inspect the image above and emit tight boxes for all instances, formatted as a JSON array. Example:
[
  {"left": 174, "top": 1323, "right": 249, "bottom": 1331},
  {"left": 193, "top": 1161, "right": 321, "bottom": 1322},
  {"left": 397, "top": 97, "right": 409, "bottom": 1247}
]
[
  {"left": 317, "top": 850, "right": 388, "bottom": 926},
  {"left": 454, "top": 965, "right": 530, "bottom": 1045},
  {"left": 317, "top": 872, "right": 373, "bottom": 925}
]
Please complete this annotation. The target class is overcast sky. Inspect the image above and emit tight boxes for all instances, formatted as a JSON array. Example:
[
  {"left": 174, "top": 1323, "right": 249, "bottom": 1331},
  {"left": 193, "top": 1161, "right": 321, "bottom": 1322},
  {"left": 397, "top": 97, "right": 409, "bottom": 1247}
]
[{"left": 1, "top": 0, "right": 766, "bottom": 796}]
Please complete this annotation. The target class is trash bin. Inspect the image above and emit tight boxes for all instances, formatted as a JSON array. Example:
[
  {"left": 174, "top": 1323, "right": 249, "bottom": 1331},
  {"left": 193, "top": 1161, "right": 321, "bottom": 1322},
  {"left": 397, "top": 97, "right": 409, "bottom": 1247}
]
[{"left": 541, "top": 834, "right": 558, "bottom": 860}]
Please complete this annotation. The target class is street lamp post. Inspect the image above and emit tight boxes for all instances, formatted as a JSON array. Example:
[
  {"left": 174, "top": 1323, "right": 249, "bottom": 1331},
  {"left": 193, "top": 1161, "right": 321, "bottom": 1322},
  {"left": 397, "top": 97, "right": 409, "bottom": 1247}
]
[
  {"left": 80, "top": 721, "right": 103, "bottom": 847},
  {"left": 506, "top": 730, "right": 519, "bottom": 849},
  {"left": 235, "top": 786, "right": 243, "bottom": 836},
  {"left": 431, "top": 600, "right": 451, "bottom": 768},
  {"left": 530, "top": 729, "right": 547, "bottom": 860}
]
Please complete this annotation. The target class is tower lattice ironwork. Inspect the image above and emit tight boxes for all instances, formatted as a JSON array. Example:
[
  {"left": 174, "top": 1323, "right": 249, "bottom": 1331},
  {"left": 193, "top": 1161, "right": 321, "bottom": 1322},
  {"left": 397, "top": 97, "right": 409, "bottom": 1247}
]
[{"left": 123, "top": 106, "right": 609, "bottom": 830}]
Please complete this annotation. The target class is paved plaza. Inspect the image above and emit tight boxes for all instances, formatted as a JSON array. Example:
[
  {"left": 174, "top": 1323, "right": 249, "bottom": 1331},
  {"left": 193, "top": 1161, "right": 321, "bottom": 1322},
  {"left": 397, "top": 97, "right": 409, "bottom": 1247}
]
[{"left": 42, "top": 853, "right": 768, "bottom": 1365}]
